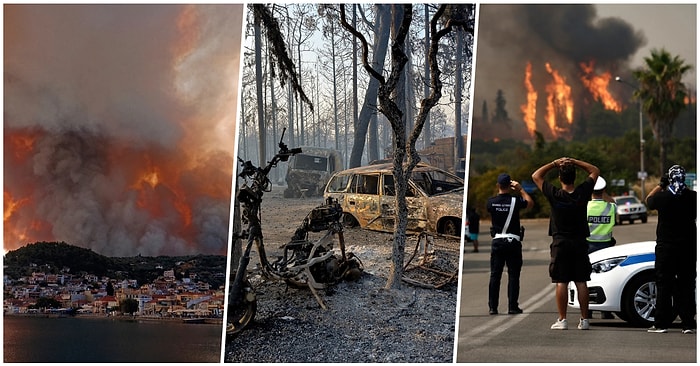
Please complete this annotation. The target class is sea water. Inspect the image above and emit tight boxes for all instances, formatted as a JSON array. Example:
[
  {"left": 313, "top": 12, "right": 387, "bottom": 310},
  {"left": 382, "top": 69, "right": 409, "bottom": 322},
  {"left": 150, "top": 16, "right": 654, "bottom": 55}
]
[{"left": 3, "top": 315, "right": 223, "bottom": 363}]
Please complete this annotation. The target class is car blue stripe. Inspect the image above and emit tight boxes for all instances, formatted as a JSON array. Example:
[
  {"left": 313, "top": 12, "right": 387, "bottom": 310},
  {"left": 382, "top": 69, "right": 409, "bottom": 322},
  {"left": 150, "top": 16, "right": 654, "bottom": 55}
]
[{"left": 620, "top": 253, "right": 655, "bottom": 266}]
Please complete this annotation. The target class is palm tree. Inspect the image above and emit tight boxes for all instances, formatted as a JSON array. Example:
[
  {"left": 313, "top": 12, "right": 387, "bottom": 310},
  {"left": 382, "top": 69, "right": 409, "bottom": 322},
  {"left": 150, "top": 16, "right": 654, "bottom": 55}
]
[{"left": 633, "top": 48, "right": 692, "bottom": 176}]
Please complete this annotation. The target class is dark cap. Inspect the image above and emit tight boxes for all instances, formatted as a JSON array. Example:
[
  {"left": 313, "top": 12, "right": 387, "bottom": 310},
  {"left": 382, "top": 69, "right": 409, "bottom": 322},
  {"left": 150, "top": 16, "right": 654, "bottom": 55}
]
[{"left": 497, "top": 173, "right": 511, "bottom": 186}]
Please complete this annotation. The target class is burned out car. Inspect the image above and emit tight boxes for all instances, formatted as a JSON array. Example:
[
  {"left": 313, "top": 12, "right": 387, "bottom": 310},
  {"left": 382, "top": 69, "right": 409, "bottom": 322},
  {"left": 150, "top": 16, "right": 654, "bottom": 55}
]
[
  {"left": 284, "top": 147, "right": 343, "bottom": 198},
  {"left": 323, "top": 162, "right": 465, "bottom": 237}
]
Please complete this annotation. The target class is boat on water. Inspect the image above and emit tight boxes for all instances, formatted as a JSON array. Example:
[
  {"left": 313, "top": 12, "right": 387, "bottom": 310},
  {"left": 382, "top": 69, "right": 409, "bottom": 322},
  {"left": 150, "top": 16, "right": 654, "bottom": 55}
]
[{"left": 182, "top": 318, "right": 206, "bottom": 324}]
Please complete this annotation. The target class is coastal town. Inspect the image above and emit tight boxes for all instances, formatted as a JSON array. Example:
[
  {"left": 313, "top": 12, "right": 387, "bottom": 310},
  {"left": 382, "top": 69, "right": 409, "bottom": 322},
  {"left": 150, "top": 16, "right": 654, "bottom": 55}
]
[{"left": 3, "top": 257, "right": 227, "bottom": 322}]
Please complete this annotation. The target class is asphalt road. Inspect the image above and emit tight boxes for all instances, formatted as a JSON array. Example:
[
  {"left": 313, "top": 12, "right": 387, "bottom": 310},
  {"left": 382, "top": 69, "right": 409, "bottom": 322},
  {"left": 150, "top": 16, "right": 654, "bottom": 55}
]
[{"left": 456, "top": 215, "right": 697, "bottom": 363}]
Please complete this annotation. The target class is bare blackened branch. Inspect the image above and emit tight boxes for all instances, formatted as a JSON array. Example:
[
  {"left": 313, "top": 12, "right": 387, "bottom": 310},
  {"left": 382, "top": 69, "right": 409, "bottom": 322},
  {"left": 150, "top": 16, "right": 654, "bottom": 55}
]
[
  {"left": 251, "top": 4, "right": 313, "bottom": 111},
  {"left": 339, "top": 4, "right": 385, "bottom": 83}
]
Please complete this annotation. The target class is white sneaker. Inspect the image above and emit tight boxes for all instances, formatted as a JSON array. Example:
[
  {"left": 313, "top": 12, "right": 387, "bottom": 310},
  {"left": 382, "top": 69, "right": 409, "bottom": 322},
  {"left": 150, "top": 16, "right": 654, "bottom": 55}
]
[
  {"left": 578, "top": 318, "right": 589, "bottom": 330},
  {"left": 647, "top": 326, "right": 668, "bottom": 333},
  {"left": 551, "top": 318, "right": 568, "bottom": 330}
]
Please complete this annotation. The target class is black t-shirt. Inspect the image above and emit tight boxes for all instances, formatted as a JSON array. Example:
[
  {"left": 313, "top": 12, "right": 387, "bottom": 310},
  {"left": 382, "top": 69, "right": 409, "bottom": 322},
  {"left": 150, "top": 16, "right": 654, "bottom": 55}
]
[
  {"left": 541, "top": 178, "right": 594, "bottom": 238},
  {"left": 647, "top": 188, "right": 697, "bottom": 244},
  {"left": 486, "top": 193, "right": 528, "bottom": 235}
]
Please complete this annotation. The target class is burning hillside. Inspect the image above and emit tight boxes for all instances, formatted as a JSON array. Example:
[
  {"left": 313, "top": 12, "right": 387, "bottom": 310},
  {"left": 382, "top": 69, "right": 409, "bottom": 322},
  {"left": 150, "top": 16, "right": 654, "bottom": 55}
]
[
  {"left": 4, "top": 4, "right": 243, "bottom": 256},
  {"left": 472, "top": 4, "right": 647, "bottom": 141}
]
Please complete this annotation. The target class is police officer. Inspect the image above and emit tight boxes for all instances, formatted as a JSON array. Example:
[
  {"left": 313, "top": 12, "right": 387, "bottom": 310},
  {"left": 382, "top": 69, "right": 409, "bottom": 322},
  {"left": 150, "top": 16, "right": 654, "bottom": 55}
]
[
  {"left": 486, "top": 173, "right": 534, "bottom": 315},
  {"left": 586, "top": 176, "right": 617, "bottom": 254},
  {"left": 586, "top": 176, "right": 616, "bottom": 319}
]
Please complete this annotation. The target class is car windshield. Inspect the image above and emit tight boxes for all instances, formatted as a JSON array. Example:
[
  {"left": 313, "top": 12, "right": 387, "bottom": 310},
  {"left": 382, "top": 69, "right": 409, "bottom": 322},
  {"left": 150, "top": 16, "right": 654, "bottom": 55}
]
[
  {"left": 326, "top": 174, "right": 351, "bottom": 192},
  {"left": 411, "top": 169, "right": 463, "bottom": 196},
  {"left": 292, "top": 154, "right": 328, "bottom": 171},
  {"left": 616, "top": 197, "right": 640, "bottom": 205}
]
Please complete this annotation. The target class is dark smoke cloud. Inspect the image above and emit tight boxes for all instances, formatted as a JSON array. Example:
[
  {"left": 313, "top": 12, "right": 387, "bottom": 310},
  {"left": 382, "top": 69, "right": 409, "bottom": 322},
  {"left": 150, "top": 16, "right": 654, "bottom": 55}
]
[
  {"left": 523, "top": 5, "right": 645, "bottom": 65},
  {"left": 473, "top": 4, "right": 647, "bottom": 138},
  {"left": 4, "top": 4, "right": 243, "bottom": 256}
]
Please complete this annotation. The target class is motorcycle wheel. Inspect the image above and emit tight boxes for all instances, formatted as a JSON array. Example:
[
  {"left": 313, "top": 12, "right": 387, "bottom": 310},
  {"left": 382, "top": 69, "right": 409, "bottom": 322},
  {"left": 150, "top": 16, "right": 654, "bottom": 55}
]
[{"left": 226, "top": 281, "right": 257, "bottom": 336}]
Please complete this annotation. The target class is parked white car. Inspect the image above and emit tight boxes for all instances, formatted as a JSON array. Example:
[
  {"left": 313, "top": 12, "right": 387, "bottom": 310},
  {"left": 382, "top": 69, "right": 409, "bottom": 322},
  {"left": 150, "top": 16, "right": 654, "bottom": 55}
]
[{"left": 568, "top": 241, "right": 657, "bottom": 326}]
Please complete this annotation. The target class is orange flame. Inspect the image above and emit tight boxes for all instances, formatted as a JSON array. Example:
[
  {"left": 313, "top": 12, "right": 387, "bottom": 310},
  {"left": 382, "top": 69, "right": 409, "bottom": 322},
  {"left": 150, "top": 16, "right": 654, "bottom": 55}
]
[
  {"left": 4, "top": 191, "right": 28, "bottom": 222},
  {"left": 579, "top": 61, "right": 622, "bottom": 112},
  {"left": 520, "top": 62, "right": 538, "bottom": 137},
  {"left": 6, "top": 129, "right": 40, "bottom": 161},
  {"left": 4, "top": 190, "right": 53, "bottom": 247},
  {"left": 544, "top": 62, "right": 574, "bottom": 138}
]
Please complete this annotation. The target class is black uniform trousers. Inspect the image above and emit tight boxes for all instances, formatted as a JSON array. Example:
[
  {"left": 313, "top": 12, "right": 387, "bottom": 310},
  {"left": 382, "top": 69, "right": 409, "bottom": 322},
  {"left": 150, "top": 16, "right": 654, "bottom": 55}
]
[{"left": 488, "top": 237, "right": 523, "bottom": 312}]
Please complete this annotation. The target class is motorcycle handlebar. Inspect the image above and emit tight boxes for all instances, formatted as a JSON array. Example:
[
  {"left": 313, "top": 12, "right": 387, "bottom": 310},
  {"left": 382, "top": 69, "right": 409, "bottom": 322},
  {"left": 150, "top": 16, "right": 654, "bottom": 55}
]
[{"left": 237, "top": 144, "right": 301, "bottom": 178}]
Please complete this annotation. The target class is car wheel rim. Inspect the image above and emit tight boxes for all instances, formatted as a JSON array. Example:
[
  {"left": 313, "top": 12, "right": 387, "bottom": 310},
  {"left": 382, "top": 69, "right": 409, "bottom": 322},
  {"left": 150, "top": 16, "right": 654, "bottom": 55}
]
[
  {"left": 633, "top": 281, "right": 656, "bottom": 322},
  {"left": 444, "top": 220, "right": 458, "bottom": 236}
]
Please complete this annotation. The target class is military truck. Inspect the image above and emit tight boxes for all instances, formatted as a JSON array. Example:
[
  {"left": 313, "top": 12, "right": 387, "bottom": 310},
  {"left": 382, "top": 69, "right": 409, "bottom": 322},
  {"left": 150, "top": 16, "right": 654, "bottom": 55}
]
[{"left": 284, "top": 146, "right": 344, "bottom": 198}]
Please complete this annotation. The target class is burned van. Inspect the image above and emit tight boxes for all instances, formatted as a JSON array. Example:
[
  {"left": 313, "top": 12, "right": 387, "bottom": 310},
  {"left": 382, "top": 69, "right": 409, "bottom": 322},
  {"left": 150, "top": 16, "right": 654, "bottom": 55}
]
[
  {"left": 284, "top": 147, "right": 344, "bottom": 198},
  {"left": 323, "top": 162, "right": 464, "bottom": 237}
]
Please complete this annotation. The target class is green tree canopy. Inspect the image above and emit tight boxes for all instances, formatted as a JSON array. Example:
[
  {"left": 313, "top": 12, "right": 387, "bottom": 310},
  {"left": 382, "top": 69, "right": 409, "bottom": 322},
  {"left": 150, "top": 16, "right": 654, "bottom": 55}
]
[{"left": 633, "top": 48, "right": 692, "bottom": 176}]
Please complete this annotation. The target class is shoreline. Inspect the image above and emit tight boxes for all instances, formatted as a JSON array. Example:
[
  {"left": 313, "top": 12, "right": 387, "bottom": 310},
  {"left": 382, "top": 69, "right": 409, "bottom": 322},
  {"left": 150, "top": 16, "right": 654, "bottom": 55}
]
[{"left": 4, "top": 312, "right": 223, "bottom": 325}]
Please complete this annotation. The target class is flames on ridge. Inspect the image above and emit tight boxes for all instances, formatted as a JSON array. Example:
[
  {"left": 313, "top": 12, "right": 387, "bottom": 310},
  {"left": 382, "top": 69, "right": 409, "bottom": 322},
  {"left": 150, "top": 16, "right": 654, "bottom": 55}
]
[
  {"left": 474, "top": 4, "right": 652, "bottom": 142},
  {"left": 3, "top": 124, "right": 236, "bottom": 257}
]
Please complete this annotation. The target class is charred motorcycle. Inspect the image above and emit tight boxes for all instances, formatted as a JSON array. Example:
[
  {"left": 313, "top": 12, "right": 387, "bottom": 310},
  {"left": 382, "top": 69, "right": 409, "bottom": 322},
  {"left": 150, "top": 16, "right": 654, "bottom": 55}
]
[{"left": 226, "top": 130, "right": 363, "bottom": 335}]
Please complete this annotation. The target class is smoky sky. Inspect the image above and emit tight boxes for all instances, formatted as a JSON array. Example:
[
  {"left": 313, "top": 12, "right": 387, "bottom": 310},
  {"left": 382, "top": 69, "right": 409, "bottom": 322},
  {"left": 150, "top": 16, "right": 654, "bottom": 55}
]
[
  {"left": 474, "top": 4, "right": 647, "bottom": 129},
  {"left": 523, "top": 4, "right": 645, "bottom": 65},
  {"left": 4, "top": 4, "right": 243, "bottom": 257}
]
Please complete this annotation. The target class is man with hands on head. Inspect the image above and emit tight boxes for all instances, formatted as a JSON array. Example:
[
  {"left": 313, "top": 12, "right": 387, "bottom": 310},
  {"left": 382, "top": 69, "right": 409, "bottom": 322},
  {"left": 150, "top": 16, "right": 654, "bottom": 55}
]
[{"left": 532, "top": 157, "right": 599, "bottom": 330}]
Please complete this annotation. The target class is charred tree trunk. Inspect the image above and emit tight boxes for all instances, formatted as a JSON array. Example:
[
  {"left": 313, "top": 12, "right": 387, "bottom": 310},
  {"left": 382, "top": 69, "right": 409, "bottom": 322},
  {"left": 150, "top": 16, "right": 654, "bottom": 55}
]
[
  {"left": 342, "top": 4, "right": 413, "bottom": 289},
  {"left": 454, "top": 29, "right": 465, "bottom": 173},
  {"left": 254, "top": 13, "right": 266, "bottom": 167},
  {"left": 422, "top": 5, "right": 431, "bottom": 149},
  {"left": 352, "top": 5, "right": 359, "bottom": 167},
  {"left": 268, "top": 45, "right": 280, "bottom": 183},
  {"left": 348, "top": 4, "right": 391, "bottom": 168},
  {"left": 341, "top": 4, "right": 474, "bottom": 289}
]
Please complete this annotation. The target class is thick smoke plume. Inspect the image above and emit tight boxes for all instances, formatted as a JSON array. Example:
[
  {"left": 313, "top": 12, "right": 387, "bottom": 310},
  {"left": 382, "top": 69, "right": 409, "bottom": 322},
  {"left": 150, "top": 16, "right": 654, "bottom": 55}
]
[
  {"left": 4, "top": 4, "right": 243, "bottom": 256},
  {"left": 473, "top": 4, "right": 647, "bottom": 140}
]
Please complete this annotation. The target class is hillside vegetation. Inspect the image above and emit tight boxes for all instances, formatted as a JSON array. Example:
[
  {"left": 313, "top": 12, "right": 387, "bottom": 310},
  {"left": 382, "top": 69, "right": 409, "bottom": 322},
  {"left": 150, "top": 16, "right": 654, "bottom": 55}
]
[{"left": 4, "top": 241, "right": 227, "bottom": 289}]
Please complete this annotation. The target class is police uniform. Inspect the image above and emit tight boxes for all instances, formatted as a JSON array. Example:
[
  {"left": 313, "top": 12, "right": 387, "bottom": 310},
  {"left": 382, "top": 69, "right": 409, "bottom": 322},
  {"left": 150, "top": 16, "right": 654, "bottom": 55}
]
[
  {"left": 486, "top": 173, "right": 529, "bottom": 315},
  {"left": 586, "top": 177, "right": 616, "bottom": 253}
]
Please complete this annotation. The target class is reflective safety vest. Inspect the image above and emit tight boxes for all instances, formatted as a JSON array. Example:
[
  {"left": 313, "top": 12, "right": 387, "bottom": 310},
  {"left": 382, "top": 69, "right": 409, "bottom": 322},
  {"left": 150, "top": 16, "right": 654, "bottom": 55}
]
[{"left": 587, "top": 199, "right": 616, "bottom": 242}]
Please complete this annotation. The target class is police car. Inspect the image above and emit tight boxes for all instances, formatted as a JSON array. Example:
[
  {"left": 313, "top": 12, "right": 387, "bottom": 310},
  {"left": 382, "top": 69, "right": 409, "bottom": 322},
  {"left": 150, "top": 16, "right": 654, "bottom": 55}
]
[
  {"left": 613, "top": 195, "right": 648, "bottom": 225},
  {"left": 568, "top": 241, "right": 657, "bottom": 327}
]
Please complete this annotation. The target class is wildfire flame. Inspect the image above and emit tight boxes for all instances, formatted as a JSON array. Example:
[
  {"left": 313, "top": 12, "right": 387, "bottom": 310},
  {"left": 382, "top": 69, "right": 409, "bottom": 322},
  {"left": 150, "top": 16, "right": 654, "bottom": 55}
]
[
  {"left": 3, "top": 127, "right": 233, "bottom": 256},
  {"left": 544, "top": 62, "right": 574, "bottom": 138},
  {"left": 519, "top": 60, "right": 628, "bottom": 139},
  {"left": 579, "top": 61, "right": 622, "bottom": 112},
  {"left": 520, "top": 62, "right": 538, "bottom": 136}
]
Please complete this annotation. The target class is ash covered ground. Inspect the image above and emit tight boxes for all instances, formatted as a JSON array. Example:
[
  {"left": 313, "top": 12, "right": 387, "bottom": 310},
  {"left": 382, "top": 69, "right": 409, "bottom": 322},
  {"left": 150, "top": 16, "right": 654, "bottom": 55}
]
[{"left": 224, "top": 185, "right": 461, "bottom": 363}]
